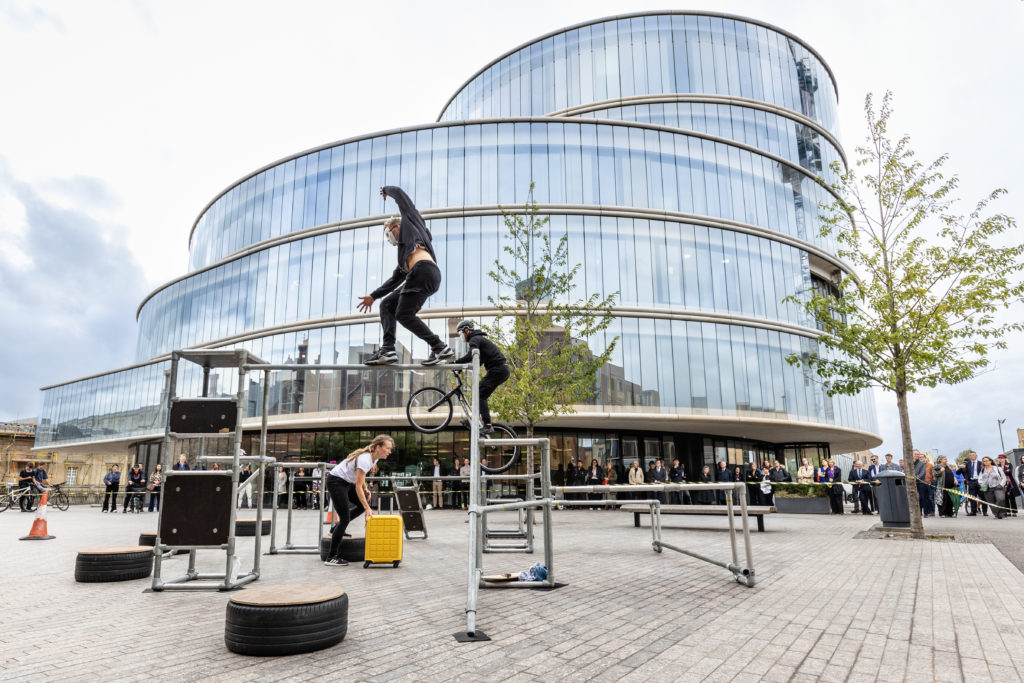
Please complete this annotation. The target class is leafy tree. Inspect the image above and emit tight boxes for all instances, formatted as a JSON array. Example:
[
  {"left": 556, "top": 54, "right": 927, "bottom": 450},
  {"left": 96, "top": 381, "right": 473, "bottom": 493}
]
[
  {"left": 786, "top": 92, "right": 1024, "bottom": 538},
  {"left": 957, "top": 449, "right": 973, "bottom": 465},
  {"left": 485, "top": 185, "right": 618, "bottom": 449}
]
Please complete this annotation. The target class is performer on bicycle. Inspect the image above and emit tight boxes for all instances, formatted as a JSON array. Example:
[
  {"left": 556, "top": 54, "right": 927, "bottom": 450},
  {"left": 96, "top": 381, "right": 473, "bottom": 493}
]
[
  {"left": 358, "top": 186, "right": 454, "bottom": 367},
  {"left": 454, "top": 320, "right": 510, "bottom": 435}
]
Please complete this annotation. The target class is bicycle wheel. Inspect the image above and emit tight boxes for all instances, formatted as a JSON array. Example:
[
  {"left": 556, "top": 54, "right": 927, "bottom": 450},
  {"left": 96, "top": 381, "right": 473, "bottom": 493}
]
[
  {"left": 406, "top": 387, "right": 453, "bottom": 434},
  {"left": 480, "top": 424, "right": 521, "bottom": 474},
  {"left": 53, "top": 491, "right": 70, "bottom": 511},
  {"left": 0, "top": 494, "right": 11, "bottom": 512}
]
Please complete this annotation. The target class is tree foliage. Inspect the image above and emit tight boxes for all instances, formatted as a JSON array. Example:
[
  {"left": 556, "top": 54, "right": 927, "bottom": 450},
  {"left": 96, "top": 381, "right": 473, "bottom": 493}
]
[
  {"left": 485, "top": 185, "right": 618, "bottom": 435},
  {"left": 786, "top": 92, "right": 1024, "bottom": 536}
]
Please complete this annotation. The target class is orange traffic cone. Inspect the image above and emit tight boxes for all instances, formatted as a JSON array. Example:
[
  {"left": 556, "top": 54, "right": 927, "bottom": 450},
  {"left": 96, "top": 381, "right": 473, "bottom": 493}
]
[
  {"left": 20, "top": 491, "right": 56, "bottom": 541},
  {"left": 324, "top": 509, "right": 336, "bottom": 524}
]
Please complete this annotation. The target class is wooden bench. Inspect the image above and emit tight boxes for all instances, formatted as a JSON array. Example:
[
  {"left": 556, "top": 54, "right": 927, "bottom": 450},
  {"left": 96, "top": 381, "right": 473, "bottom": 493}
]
[{"left": 623, "top": 504, "right": 774, "bottom": 532}]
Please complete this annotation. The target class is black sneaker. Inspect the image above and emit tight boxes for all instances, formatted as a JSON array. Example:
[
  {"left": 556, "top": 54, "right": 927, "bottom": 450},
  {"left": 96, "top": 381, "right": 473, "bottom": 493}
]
[
  {"left": 365, "top": 348, "right": 398, "bottom": 366},
  {"left": 323, "top": 556, "right": 348, "bottom": 566},
  {"left": 422, "top": 345, "right": 454, "bottom": 366},
  {"left": 480, "top": 424, "right": 495, "bottom": 435}
]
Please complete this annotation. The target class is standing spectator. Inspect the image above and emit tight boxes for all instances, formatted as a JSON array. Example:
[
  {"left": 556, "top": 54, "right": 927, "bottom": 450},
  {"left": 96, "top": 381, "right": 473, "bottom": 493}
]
[
  {"left": 669, "top": 459, "right": 686, "bottom": 505},
  {"left": 815, "top": 458, "right": 829, "bottom": 482},
  {"left": 848, "top": 460, "right": 872, "bottom": 515},
  {"left": 797, "top": 458, "right": 815, "bottom": 484},
  {"left": 715, "top": 461, "right": 731, "bottom": 504},
  {"left": 148, "top": 464, "right": 163, "bottom": 512},
  {"left": 295, "top": 467, "right": 310, "bottom": 509},
  {"left": 459, "top": 458, "right": 472, "bottom": 509},
  {"left": 449, "top": 458, "right": 461, "bottom": 510},
  {"left": 866, "top": 454, "right": 881, "bottom": 513},
  {"left": 978, "top": 456, "right": 1007, "bottom": 519},
  {"left": 34, "top": 462, "right": 48, "bottom": 493},
  {"left": 650, "top": 459, "right": 668, "bottom": 504},
  {"left": 18, "top": 462, "right": 38, "bottom": 512},
  {"left": 769, "top": 461, "right": 792, "bottom": 484},
  {"left": 586, "top": 459, "right": 603, "bottom": 505},
  {"left": 102, "top": 464, "right": 121, "bottom": 513},
  {"left": 998, "top": 455, "right": 1018, "bottom": 517},
  {"left": 732, "top": 465, "right": 743, "bottom": 483},
  {"left": 173, "top": 454, "right": 190, "bottom": 471},
  {"left": 627, "top": 460, "right": 645, "bottom": 500},
  {"left": 959, "top": 451, "right": 986, "bottom": 516},
  {"left": 913, "top": 451, "right": 934, "bottom": 517},
  {"left": 430, "top": 457, "right": 444, "bottom": 509},
  {"left": 277, "top": 468, "right": 288, "bottom": 509},
  {"left": 878, "top": 453, "right": 901, "bottom": 472},
  {"left": 934, "top": 456, "right": 958, "bottom": 517},
  {"left": 604, "top": 462, "right": 619, "bottom": 502},
  {"left": 696, "top": 465, "right": 716, "bottom": 504},
  {"left": 311, "top": 464, "right": 322, "bottom": 510},
  {"left": 123, "top": 463, "right": 146, "bottom": 513},
  {"left": 744, "top": 463, "right": 762, "bottom": 506},
  {"left": 824, "top": 459, "right": 844, "bottom": 514},
  {"left": 237, "top": 463, "right": 253, "bottom": 509}
]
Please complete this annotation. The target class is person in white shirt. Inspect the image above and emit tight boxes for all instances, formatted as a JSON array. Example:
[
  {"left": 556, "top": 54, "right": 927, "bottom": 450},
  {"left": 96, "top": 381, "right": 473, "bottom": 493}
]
[
  {"left": 431, "top": 457, "right": 444, "bottom": 509},
  {"left": 323, "top": 435, "right": 394, "bottom": 566}
]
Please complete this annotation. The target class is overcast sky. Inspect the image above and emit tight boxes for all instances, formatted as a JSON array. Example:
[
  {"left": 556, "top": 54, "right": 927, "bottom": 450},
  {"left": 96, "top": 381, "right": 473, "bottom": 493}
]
[{"left": 1, "top": 0, "right": 1021, "bottom": 458}]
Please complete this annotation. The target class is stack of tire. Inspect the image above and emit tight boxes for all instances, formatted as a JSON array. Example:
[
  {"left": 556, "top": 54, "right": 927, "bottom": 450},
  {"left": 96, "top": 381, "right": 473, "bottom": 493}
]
[
  {"left": 75, "top": 546, "right": 154, "bottom": 582},
  {"left": 319, "top": 535, "right": 365, "bottom": 562},
  {"left": 235, "top": 519, "right": 271, "bottom": 536},
  {"left": 225, "top": 585, "right": 348, "bottom": 656}
]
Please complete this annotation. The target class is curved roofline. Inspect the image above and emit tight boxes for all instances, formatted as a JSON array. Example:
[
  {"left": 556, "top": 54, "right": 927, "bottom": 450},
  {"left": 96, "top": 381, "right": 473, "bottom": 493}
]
[
  {"left": 187, "top": 114, "right": 842, "bottom": 249},
  {"left": 434, "top": 10, "right": 839, "bottom": 123}
]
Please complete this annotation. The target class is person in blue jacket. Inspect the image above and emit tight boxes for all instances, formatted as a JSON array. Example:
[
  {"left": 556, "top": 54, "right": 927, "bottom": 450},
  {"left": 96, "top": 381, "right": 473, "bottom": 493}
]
[{"left": 102, "top": 464, "right": 121, "bottom": 513}]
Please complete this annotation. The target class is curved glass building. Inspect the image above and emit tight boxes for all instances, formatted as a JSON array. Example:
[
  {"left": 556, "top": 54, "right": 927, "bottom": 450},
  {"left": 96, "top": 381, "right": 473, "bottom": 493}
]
[{"left": 36, "top": 12, "right": 879, "bottom": 477}]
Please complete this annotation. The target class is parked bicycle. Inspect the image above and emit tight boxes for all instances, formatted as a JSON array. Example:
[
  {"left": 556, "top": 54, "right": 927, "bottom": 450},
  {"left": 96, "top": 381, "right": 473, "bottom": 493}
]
[
  {"left": 406, "top": 369, "right": 520, "bottom": 474},
  {"left": 0, "top": 482, "right": 69, "bottom": 512}
]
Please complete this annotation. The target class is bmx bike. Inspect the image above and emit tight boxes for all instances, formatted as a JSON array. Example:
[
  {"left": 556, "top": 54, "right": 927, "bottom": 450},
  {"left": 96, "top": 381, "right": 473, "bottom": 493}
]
[{"left": 406, "top": 369, "right": 520, "bottom": 474}]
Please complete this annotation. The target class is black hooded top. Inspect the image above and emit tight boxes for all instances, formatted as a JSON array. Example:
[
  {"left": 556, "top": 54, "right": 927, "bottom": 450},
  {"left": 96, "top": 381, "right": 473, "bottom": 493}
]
[
  {"left": 454, "top": 329, "right": 507, "bottom": 371},
  {"left": 370, "top": 185, "right": 437, "bottom": 300}
]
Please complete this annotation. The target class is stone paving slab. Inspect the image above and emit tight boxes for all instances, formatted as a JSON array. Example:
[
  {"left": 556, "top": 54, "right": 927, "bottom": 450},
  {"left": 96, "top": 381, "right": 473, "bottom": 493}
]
[{"left": 1, "top": 506, "right": 1023, "bottom": 681}]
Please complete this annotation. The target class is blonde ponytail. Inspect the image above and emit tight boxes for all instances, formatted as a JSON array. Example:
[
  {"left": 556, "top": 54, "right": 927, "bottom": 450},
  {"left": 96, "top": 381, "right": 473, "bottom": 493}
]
[{"left": 342, "top": 434, "right": 394, "bottom": 464}]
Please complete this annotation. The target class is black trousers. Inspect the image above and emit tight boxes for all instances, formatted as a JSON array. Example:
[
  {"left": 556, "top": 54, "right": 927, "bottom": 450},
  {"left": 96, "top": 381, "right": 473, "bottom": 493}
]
[
  {"left": 102, "top": 483, "right": 119, "bottom": 511},
  {"left": 21, "top": 484, "right": 38, "bottom": 511},
  {"left": 855, "top": 485, "right": 872, "bottom": 514},
  {"left": 379, "top": 261, "right": 442, "bottom": 351},
  {"left": 327, "top": 475, "right": 363, "bottom": 558},
  {"left": 966, "top": 480, "right": 987, "bottom": 515},
  {"left": 478, "top": 365, "right": 510, "bottom": 424}
]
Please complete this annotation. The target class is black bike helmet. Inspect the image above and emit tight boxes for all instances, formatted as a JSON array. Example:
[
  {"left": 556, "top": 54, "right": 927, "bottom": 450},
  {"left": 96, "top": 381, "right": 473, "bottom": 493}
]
[{"left": 456, "top": 319, "right": 475, "bottom": 333}]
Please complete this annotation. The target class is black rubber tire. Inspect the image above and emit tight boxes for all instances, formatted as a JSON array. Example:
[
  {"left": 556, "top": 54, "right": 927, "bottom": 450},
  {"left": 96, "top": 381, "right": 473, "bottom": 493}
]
[
  {"left": 406, "top": 387, "right": 453, "bottom": 434},
  {"left": 138, "top": 533, "right": 157, "bottom": 547},
  {"left": 75, "top": 550, "right": 153, "bottom": 583},
  {"left": 480, "top": 423, "right": 522, "bottom": 474},
  {"left": 0, "top": 494, "right": 11, "bottom": 512},
  {"left": 235, "top": 519, "right": 271, "bottom": 536},
  {"left": 319, "top": 536, "right": 365, "bottom": 562},
  {"left": 225, "top": 595, "right": 348, "bottom": 656}
]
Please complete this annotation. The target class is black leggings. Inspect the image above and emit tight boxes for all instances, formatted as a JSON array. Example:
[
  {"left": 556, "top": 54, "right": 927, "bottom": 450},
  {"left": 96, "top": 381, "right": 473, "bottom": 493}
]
[
  {"left": 327, "top": 475, "right": 363, "bottom": 558},
  {"left": 379, "top": 261, "right": 443, "bottom": 351}
]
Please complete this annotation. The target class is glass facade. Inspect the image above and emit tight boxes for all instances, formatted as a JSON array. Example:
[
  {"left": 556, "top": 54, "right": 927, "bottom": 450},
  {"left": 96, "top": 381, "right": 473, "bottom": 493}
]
[{"left": 37, "top": 11, "right": 879, "bottom": 459}]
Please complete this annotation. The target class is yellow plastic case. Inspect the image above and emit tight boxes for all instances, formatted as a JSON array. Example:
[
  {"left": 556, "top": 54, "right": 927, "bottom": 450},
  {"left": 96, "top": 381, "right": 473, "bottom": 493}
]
[{"left": 363, "top": 514, "right": 403, "bottom": 567}]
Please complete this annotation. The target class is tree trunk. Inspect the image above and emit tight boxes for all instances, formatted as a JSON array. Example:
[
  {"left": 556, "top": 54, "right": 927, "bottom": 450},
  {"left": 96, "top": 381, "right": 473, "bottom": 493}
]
[{"left": 896, "top": 388, "right": 925, "bottom": 538}]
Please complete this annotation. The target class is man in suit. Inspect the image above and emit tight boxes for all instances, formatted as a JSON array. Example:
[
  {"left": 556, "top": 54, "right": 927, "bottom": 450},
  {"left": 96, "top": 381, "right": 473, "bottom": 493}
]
[
  {"left": 866, "top": 454, "right": 881, "bottom": 513},
  {"left": 825, "top": 459, "right": 844, "bottom": 514},
  {"left": 668, "top": 459, "right": 686, "bottom": 505},
  {"left": 744, "top": 463, "right": 763, "bottom": 506},
  {"left": 848, "top": 460, "right": 873, "bottom": 515},
  {"left": 715, "top": 460, "right": 731, "bottom": 504},
  {"left": 959, "top": 451, "right": 986, "bottom": 516},
  {"left": 651, "top": 459, "right": 668, "bottom": 503}
]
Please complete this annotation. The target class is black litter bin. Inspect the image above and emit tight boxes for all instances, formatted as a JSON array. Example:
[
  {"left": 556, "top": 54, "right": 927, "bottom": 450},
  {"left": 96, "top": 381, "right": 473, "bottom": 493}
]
[{"left": 875, "top": 471, "right": 910, "bottom": 528}]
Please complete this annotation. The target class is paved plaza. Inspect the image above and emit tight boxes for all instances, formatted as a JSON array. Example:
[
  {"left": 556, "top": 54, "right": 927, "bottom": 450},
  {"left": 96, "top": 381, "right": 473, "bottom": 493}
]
[{"left": 2, "top": 504, "right": 1023, "bottom": 682}]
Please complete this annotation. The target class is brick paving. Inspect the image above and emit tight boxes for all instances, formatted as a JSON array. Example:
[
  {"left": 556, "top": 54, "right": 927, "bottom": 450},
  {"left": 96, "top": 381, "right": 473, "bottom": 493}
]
[{"left": 2, "top": 504, "right": 1023, "bottom": 682}]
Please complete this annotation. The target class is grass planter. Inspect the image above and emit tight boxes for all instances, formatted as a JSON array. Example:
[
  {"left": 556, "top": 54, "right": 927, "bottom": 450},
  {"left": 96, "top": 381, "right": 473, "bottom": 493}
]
[{"left": 772, "top": 483, "right": 831, "bottom": 515}]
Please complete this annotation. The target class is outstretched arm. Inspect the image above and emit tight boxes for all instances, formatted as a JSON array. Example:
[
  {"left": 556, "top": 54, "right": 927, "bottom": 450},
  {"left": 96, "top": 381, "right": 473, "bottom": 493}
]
[{"left": 381, "top": 186, "right": 415, "bottom": 215}]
